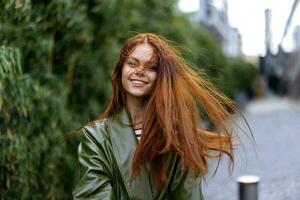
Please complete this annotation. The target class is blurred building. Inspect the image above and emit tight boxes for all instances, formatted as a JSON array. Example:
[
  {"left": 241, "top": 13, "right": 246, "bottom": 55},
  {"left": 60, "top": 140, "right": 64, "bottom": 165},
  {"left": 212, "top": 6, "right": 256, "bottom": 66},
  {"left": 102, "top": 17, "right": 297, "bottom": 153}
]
[
  {"left": 294, "top": 25, "right": 300, "bottom": 50},
  {"left": 193, "top": 0, "right": 242, "bottom": 58},
  {"left": 287, "top": 26, "right": 300, "bottom": 98},
  {"left": 260, "top": 10, "right": 300, "bottom": 99},
  {"left": 265, "top": 9, "right": 272, "bottom": 53}
]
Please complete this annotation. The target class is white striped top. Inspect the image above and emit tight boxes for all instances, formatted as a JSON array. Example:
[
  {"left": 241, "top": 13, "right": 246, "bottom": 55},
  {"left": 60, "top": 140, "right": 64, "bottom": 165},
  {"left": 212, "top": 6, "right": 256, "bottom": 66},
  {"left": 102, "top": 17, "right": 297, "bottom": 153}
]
[{"left": 134, "top": 128, "right": 142, "bottom": 143}]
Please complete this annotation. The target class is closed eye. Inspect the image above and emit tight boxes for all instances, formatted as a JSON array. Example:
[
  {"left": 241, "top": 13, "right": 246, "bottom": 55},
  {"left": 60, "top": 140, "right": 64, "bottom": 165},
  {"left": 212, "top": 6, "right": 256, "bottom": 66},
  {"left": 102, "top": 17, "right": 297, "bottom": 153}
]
[
  {"left": 127, "top": 62, "right": 137, "bottom": 67},
  {"left": 148, "top": 65, "right": 157, "bottom": 71}
]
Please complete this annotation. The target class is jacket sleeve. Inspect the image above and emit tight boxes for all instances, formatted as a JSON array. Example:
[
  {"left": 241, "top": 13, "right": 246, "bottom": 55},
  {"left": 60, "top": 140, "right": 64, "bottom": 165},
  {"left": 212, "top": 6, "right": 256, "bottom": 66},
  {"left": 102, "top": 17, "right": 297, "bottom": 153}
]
[
  {"left": 170, "top": 158, "right": 204, "bottom": 200},
  {"left": 73, "top": 126, "right": 114, "bottom": 200}
]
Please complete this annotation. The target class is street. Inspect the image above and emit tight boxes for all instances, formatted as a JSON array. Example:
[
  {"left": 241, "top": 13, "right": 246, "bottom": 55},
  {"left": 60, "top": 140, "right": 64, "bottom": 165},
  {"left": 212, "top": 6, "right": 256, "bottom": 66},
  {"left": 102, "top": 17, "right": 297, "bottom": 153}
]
[{"left": 203, "top": 96, "right": 300, "bottom": 200}]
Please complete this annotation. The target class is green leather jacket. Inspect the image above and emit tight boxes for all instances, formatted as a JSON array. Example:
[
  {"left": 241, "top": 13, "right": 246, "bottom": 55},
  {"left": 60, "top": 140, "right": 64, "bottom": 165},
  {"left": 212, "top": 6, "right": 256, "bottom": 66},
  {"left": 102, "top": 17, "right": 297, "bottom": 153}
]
[{"left": 73, "top": 108, "right": 204, "bottom": 200}]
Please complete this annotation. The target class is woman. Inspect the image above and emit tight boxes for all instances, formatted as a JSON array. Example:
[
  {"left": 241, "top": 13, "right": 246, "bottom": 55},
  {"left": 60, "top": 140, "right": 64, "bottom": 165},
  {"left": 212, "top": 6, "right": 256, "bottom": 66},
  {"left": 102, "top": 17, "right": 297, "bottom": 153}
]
[{"left": 73, "top": 33, "right": 242, "bottom": 199}]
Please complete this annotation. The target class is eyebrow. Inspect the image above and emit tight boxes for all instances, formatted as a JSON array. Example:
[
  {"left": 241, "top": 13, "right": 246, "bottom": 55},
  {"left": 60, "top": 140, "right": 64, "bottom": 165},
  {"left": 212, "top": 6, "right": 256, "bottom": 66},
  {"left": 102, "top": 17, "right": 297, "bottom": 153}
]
[{"left": 127, "top": 57, "right": 139, "bottom": 63}]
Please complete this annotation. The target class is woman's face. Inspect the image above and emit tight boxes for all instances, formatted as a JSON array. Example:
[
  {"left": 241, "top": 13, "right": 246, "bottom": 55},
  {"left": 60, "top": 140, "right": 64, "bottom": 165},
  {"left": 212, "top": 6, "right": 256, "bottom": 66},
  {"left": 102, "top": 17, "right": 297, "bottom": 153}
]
[{"left": 121, "top": 43, "right": 158, "bottom": 99}]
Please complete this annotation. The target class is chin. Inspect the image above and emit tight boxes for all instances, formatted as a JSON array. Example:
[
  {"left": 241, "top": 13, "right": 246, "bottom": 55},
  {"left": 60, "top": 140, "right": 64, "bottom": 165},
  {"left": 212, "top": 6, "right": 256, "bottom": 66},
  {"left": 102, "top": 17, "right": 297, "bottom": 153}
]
[
  {"left": 127, "top": 90, "right": 151, "bottom": 98},
  {"left": 130, "top": 93, "right": 148, "bottom": 98}
]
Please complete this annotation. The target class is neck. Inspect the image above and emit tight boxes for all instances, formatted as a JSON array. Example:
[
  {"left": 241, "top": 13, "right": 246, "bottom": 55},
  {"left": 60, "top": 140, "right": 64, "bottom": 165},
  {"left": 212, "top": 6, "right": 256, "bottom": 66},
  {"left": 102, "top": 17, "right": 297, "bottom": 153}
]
[{"left": 125, "top": 95, "right": 145, "bottom": 129}]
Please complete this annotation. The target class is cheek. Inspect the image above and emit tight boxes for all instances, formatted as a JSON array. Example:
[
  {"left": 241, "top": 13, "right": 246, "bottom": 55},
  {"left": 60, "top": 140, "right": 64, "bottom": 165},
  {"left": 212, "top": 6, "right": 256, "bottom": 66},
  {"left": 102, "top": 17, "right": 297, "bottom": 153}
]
[
  {"left": 121, "top": 66, "right": 128, "bottom": 89},
  {"left": 150, "top": 72, "right": 157, "bottom": 83},
  {"left": 122, "top": 65, "right": 134, "bottom": 78},
  {"left": 121, "top": 66, "right": 135, "bottom": 90}
]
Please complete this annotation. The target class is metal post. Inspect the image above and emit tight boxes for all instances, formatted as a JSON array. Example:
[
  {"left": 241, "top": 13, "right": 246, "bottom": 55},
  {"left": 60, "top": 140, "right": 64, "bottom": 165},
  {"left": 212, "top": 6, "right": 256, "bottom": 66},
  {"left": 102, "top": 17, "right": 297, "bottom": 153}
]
[{"left": 237, "top": 175, "right": 260, "bottom": 200}]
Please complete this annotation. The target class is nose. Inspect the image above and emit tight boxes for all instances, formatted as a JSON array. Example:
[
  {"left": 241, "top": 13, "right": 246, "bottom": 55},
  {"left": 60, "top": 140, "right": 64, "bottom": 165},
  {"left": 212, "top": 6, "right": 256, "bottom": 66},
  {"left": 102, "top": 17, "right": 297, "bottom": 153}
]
[{"left": 134, "top": 66, "right": 145, "bottom": 76}]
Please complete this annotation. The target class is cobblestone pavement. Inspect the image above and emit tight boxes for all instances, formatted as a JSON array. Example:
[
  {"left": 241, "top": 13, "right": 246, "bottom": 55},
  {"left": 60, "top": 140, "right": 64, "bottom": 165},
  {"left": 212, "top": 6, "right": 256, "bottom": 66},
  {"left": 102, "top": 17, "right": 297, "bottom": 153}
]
[{"left": 203, "top": 97, "right": 300, "bottom": 200}]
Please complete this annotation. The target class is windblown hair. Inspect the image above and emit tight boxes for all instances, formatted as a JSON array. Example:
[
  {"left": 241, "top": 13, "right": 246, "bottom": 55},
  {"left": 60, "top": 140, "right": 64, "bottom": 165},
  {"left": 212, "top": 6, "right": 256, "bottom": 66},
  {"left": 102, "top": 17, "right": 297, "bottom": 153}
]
[{"left": 101, "top": 33, "right": 240, "bottom": 187}]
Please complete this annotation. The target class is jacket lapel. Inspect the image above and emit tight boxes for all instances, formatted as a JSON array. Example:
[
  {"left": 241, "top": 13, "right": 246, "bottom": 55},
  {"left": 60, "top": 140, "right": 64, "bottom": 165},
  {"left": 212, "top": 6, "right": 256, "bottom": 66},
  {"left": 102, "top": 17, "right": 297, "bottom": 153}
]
[{"left": 109, "top": 108, "right": 154, "bottom": 199}]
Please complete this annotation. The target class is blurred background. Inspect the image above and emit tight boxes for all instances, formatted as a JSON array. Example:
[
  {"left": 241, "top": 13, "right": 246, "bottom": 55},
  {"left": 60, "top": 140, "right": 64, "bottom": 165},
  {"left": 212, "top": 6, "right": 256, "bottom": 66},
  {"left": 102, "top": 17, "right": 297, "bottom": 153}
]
[{"left": 0, "top": 0, "right": 299, "bottom": 199}]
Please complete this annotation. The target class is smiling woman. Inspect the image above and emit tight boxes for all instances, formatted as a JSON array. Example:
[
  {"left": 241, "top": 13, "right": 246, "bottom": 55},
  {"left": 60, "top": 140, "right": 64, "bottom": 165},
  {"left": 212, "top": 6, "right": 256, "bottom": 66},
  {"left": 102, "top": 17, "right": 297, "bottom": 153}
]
[{"left": 73, "top": 33, "right": 246, "bottom": 200}]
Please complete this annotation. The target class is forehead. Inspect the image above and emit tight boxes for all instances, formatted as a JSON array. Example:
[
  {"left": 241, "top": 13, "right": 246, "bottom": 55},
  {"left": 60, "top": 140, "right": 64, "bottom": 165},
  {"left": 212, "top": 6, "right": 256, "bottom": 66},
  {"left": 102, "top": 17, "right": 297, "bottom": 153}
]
[{"left": 128, "top": 43, "right": 157, "bottom": 63}]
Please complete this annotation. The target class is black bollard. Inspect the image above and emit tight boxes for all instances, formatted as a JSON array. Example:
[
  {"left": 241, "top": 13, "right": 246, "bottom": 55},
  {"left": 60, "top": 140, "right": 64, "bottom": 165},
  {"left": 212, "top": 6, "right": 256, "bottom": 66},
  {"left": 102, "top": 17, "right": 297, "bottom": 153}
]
[{"left": 237, "top": 175, "right": 260, "bottom": 200}]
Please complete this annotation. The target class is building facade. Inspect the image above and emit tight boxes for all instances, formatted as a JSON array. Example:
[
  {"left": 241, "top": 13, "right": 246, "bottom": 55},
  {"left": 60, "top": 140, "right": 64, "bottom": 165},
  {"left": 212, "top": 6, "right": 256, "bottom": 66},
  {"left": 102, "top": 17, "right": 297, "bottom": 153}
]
[
  {"left": 260, "top": 25, "right": 300, "bottom": 98},
  {"left": 294, "top": 25, "right": 300, "bottom": 50},
  {"left": 195, "top": 0, "right": 242, "bottom": 57}
]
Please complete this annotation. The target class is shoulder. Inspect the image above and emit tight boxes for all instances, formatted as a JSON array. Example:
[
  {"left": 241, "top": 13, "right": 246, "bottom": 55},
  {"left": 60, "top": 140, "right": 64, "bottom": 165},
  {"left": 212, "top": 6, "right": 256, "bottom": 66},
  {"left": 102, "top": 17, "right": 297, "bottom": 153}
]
[{"left": 81, "top": 118, "right": 110, "bottom": 144}]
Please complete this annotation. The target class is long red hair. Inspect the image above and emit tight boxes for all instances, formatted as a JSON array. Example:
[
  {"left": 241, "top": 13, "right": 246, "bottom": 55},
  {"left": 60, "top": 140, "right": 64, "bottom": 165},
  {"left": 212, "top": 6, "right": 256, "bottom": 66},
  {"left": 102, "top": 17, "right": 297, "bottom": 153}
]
[{"left": 101, "top": 33, "right": 240, "bottom": 187}]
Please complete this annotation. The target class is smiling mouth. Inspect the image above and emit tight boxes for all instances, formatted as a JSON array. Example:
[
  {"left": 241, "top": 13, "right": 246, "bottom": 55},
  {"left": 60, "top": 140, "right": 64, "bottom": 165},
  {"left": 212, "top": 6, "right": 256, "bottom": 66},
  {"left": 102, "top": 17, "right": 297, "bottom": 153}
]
[{"left": 130, "top": 79, "right": 149, "bottom": 84}]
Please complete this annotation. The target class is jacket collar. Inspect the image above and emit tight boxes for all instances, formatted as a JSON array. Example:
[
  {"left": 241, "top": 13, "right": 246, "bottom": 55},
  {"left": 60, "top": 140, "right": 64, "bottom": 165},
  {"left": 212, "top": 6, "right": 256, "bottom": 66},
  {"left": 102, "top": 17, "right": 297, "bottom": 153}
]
[{"left": 109, "top": 108, "right": 154, "bottom": 199}]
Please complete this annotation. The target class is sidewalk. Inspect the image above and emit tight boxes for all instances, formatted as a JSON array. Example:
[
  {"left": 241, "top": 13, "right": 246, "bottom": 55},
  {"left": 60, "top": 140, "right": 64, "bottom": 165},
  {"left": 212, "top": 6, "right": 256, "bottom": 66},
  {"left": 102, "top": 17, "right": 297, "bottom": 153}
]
[
  {"left": 245, "top": 95, "right": 300, "bottom": 114},
  {"left": 203, "top": 96, "right": 300, "bottom": 200}
]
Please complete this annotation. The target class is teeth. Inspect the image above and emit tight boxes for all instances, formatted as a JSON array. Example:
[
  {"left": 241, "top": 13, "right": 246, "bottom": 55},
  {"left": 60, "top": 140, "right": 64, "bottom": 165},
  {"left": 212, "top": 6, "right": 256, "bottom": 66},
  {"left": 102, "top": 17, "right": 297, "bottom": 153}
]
[{"left": 132, "top": 80, "right": 145, "bottom": 84}]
